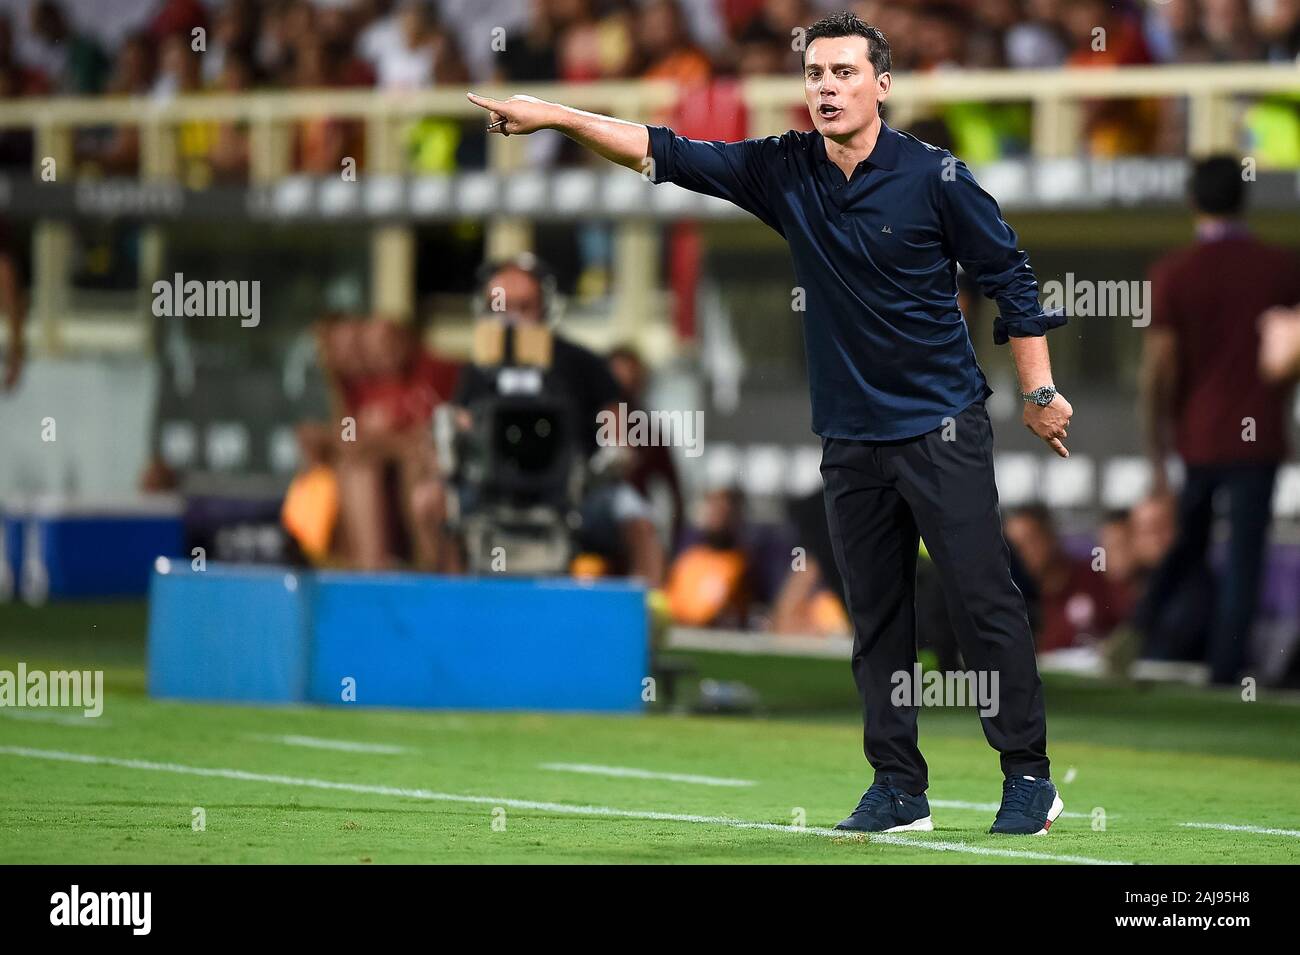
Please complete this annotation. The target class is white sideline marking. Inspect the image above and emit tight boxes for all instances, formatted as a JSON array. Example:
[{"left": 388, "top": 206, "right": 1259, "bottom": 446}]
[
  {"left": 0, "top": 746, "right": 1126, "bottom": 864},
  {"left": 1181, "top": 822, "right": 1300, "bottom": 838},
  {"left": 0, "top": 711, "right": 109, "bottom": 728},
  {"left": 539, "top": 762, "right": 755, "bottom": 787},
  {"left": 536, "top": 769, "right": 1094, "bottom": 818},
  {"left": 257, "top": 734, "right": 407, "bottom": 755},
  {"left": 931, "top": 798, "right": 1092, "bottom": 821}
]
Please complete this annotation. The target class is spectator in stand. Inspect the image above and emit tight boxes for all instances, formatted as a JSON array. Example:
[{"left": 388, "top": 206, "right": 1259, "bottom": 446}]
[
  {"left": 492, "top": 0, "right": 561, "bottom": 82},
  {"left": 555, "top": 0, "right": 633, "bottom": 82},
  {"left": 324, "top": 316, "right": 461, "bottom": 570},
  {"left": 25, "top": 1, "right": 108, "bottom": 94},
  {"left": 1003, "top": 505, "right": 1128, "bottom": 653},
  {"left": 1201, "top": 0, "right": 1265, "bottom": 62},
  {"left": 637, "top": 0, "right": 712, "bottom": 84},
  {"left": 1004, "top": 0, "right": 1069, "bottom": 69},
  {"left": 1144, "top": 0, "right": 1212, "bottom": 64},
  {"left": 291, "top": 34, "right": 364, "bottom": 174},
  {"left": 606, "top": 345, "right": 684, "bottom": 550},
  {"left": 1260, "top": 0, "right": 1300, "bottom": 60},
  {"left": 151, "top": 30, "right": 203, "bottom": 101},
  {"left": 1137, "top": 156, "right": 1300, "bottom": 684},
  {"left": 732, "top": 15, "right": 787, "bottom": 76},
  {"left": 664, "top": 486, "right": 754, "bottom": 628},
  {"left": 75, "top": 32, "right": 153, "bottom": 176},
  {"left": 914, "top": 3, "right": 968, "bottom": 72},
  {"left": 367, "top": 0, "right": 467, "bottom": 90},
  {"left": 150, "top": 0, "right": 208, "bottom": 43},
  {"left": 207, "top": 50, "right": 255, "bottom": 183},
  {"left": 0, "top": 15, "right": 47, "bottom": 168},
  {"left": 201, "top": 0, "right": 257, "bottom": 86},
  {"left": 0, "top": 215, "right": 28, "bottom": 392},
  {"left": 1064, "top": 0, "right": 1158, "bottom": 155}
]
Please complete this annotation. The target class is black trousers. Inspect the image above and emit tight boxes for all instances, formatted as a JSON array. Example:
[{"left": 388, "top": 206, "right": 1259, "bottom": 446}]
[
  {"left": 1135, "top": 463, "right": 1277, "bottom": 684},
  {"left": 820, "top": 400, "right": 1049, "bottom": 795}
]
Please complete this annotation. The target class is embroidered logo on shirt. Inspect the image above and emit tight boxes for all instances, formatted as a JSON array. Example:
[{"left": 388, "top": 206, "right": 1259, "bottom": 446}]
[{"left": 881, "top": 225, "right": 893, "bottom": 234}]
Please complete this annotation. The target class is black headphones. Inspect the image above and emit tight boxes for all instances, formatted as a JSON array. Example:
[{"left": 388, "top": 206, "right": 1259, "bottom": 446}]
[{"left": 473, "top": 252, "right": 563, "bottom": 326}]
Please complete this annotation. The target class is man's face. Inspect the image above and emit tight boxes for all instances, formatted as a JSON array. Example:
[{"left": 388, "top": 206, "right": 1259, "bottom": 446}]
[
  {"left": 485, "top": 266, "right": 545, "bottom": 325},
  {"left": 804, "top": 36, "right": 888, "bottom": 141}
]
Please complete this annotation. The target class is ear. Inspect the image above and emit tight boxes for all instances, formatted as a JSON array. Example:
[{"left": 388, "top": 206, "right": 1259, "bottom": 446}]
[{"left": 877, "top": 71, "right": 892, "bottom": 102}]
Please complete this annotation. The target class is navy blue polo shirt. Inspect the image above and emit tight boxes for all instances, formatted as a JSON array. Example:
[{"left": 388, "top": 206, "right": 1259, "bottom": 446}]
[{"left": 646, "top": 122, "right": 1065, "bottom": 441}]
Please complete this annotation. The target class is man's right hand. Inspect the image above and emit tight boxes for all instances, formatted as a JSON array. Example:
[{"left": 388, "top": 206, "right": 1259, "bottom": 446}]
[{"left": 466, "top": 92, "right": 556, "bottom": 136}]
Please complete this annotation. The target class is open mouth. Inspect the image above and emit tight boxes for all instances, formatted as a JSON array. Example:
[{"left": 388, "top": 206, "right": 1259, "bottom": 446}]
[{"left": 818, "top": 103, "right": 843, "bottom": 120}]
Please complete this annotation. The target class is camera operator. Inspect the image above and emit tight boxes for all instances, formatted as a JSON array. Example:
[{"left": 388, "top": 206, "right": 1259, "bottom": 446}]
[{"left": 409, "top": 254, "right": 664, "bottom": 584}]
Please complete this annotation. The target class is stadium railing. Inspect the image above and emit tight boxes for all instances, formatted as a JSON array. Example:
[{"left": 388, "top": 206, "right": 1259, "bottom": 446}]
[{"left": 0, "top": 62, "right": 1295, "bottom": 356}]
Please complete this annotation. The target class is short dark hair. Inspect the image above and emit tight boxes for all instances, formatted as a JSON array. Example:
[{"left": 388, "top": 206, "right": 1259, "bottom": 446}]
[
  {"left": 1189, "top": 155, "right": 1245, "bottom": 217},
  {"left": 802, "top": 11, "right": 891, "bottom": 78}
]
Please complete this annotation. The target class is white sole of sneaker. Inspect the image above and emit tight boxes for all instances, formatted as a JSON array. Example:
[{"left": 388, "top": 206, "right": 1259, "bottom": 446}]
[
  {"left": 1031, "top": 794, "right": 1065, "bottom": 836},
  {"left": 883, "top": 815, "right": 934, "bottom": 833}
]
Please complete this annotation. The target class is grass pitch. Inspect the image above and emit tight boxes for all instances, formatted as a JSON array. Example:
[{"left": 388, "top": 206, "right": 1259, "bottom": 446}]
[{"left": 1, "top": 601, "right": 1298, "bottom": 864}]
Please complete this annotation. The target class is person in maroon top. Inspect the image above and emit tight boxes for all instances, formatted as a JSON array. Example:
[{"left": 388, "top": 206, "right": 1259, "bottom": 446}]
[
  {"left": 1137, "top": 155, "right": 1300, "bottom": 684},
  {"left": 0, "top": 215, "right": 27, "bottom": 392}
]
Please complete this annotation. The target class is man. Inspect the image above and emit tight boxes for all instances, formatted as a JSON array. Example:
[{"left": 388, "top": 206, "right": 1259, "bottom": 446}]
[
  {"left": 1003, "top": 505, "right": 1128, "bottom": 653},
  {"left": 468, "top": 10, "right": 1071, "bottom": 835},
  {"left": 412, "top": 256, "right": 664, "bottom": 584},
  {"left": 1138, "top": 155, "right": 1300, "bottom": 685},
  {"left": 0, "top": 214, "right": 26, "bottom": 392}
]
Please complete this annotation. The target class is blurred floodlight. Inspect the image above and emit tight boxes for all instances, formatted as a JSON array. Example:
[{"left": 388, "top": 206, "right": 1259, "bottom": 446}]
[
  {"left": 741, "top": 444, "right": 787, "bottom": 498},
  {"left": 272, "top": 176, "right": 315, "bottom": 217},
  {"left": 455, "top": 172, "right": 497, "bottom": 215},
  {"left": 363, "top": 176, "right": 404, "bottom": 216},
  {"left": 1101, "top": 456, "right": 1152, "bottom": 510},
  {"left": 1043, "top": 454, "right": 1095, "bottom": 510},
  {"left": 994, "top": 452, "right": 1041, "bottom": 506},
  {"left": 786, "top": 445, "right": 824, "bottom": 497},
  {"left": 410, "top": 176, "right": 452, "bottom": 215},
  {"left": 504, "top": 169, "right": 548, "bottom": 214},
  {"left": 319, "top": 178, "right": 360, "bottom": 217},
  {"left": 552, "top": 169, "right": 598, "bottom": 214}
]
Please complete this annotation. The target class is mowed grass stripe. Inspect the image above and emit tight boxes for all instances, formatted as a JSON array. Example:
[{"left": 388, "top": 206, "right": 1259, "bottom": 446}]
[{"left": 0, "top": 745, "right": 1127, "bottom": 865}]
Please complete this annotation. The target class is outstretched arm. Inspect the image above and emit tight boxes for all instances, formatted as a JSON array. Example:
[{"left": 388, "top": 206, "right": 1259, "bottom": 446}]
[{"left": 467, "top": 93, "right": 650, "bottom": 173}]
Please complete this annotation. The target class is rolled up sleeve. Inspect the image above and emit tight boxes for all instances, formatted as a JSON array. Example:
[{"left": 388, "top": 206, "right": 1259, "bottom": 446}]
[
  {"left": 646, "top": 125, "right": 783, "bottom": 235},
  {"left": 937, "top": 156, "right": 1066, "bottom": 345}
]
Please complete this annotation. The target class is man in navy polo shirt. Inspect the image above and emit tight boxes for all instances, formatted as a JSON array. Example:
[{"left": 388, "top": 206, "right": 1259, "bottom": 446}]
[{"left": 468, "top": 10, "right": 1072, "bottom": 836}]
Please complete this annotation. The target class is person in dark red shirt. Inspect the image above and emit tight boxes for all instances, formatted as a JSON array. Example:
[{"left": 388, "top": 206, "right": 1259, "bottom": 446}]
[
  {"left": 1003, "top": 506, "right": 1128, "bottom": 654},
  {"left": 1138, "top": 155, "right": 1300, "bottom": 684}
]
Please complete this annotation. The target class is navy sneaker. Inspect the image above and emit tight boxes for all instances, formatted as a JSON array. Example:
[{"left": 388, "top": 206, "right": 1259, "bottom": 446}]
[
  {"left": 989, "top": 776, "right": 1064, "bottom": 835},
  {"left": 835, "top": 781, "right": 933, "bottom": 833}
]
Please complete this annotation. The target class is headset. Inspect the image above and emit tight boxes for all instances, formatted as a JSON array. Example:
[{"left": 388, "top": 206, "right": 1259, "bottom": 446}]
[{"left": 472, "top": 251, "right": 564, "bottom": 327}]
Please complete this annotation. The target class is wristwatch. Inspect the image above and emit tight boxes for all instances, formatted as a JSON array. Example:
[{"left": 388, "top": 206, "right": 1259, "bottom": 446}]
[{"left": 1021, "top": 385, "right": 1057, "bottom": 407}]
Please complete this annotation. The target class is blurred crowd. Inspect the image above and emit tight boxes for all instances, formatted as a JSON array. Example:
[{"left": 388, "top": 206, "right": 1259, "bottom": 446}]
[
  {"left": 4, "top": 0, "right": 1299, "bottom": 97},
  {"left": 3, "top": 0, "right": 1300, "bottom": 173}
]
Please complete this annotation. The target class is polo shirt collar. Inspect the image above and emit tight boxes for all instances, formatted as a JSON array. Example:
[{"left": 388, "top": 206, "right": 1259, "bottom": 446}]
[{"left": 815, "top": 120, "right": 900, "bottom": 171}]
